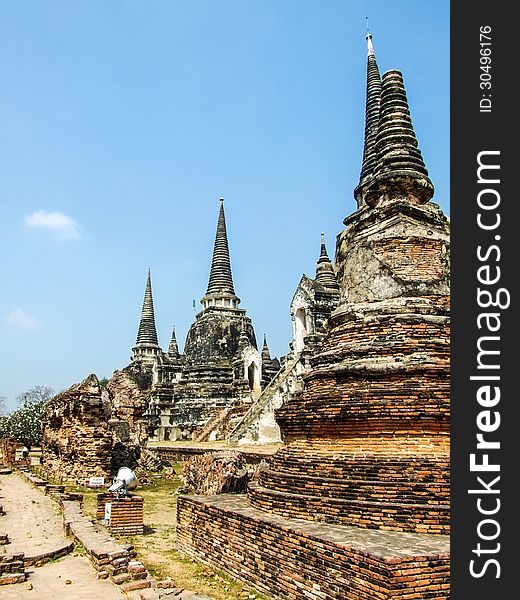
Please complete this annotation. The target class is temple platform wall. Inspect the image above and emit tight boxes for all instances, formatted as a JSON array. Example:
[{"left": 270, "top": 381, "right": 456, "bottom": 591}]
[{"left": 177, "top": 494, "right": 450, "bottom": 600}]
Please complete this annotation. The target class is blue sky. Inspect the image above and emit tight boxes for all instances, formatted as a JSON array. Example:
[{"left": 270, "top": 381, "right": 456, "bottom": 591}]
[{"left": 0, "top": 1, "right": 449, "bottom": 411}]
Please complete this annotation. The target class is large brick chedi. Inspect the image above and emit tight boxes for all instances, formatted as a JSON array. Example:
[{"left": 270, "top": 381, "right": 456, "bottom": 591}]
[
  {"left": 177, "top": 32, "right": 450, "bottom": 599},
  {"left": 251, "top": 38, "right": 449, "bottom": 536}
]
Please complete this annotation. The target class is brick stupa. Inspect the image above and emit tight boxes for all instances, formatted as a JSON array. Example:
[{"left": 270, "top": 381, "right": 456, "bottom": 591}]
[{"left": 177, "top": 32, "right": 450, "bottom": 599}]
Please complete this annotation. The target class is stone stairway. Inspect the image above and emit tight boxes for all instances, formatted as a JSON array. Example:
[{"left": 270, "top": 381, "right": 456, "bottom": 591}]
[
  {"left": 192, "top": 403, "right": 249, "bottom": 443},
  {"left": 228, "top": 353, "right": 302, "bottom": 445},
  {"left": 192, "top": 407, "right": 232, "bottom": 442}
]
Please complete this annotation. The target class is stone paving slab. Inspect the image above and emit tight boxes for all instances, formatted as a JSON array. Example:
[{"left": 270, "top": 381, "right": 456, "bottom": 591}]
[
  {"left": 0, "top": 554, "right": 126, "bottom": 599},
  {"left": 0, "top": 472, "right": 72, "bottom": 563}
]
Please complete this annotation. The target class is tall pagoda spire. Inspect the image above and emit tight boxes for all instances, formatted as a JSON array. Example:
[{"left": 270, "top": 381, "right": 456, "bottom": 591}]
[
  {"left": 132, "top": 270, "right": 161, "bottom": 363},
  {"left": 365, "top": 69, "right": 434, "bottom": 206},
  {"left": 315, "top": 233, "right": 339, "bottom": 291},
  {"left": 201, "top": 198, "right": 241, "bottom": 310},
  {"left": 354, "top": 29, "right": 382, "bottom": 208},
  {"left": 136, "top": 270, "right": 159, "bottom": 346},
  {"left": 206, "top": 198, "right": 235, "bottom": 295}
]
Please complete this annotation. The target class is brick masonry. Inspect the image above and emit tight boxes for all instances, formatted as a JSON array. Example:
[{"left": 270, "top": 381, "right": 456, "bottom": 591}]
[
  {"left": 41, "top": 374, "right": 112, "bottom": 485},
  {"left": 149, "top": 444, "right": 275, "bottom": 466},
  {"left": 177, "top": 494, "right": 450, "bottom": 600},
  {"left": 96, "top": 494, "right": 144, "bottom": 536},
  {"left": 62, "top": 498, "right": 150, "bottom": 589},
  {"left": 0, "top": 553, "right": 26, "bottom": 586},
  {"left": 177, "top": 122, "right": 451, "bottom": 597},
  {"left": 0, "top": 439, "right": 16, "bottom": 467}
]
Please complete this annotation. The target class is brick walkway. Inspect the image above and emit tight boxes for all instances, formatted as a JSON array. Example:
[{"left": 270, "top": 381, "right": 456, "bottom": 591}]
[
  {"left": 0, "top": 472, "right": 125, "bottom": 598},
  {"left": 0, "top": 472, "right": 72, "bottom": 562},
  {"left": 0, "top": 555, "right": 126, "bottom": 599}
]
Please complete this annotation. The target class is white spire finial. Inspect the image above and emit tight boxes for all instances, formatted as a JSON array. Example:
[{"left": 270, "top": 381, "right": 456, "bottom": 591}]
[{"left": 366, "top": 18, "right": 375, "bottom": 57}]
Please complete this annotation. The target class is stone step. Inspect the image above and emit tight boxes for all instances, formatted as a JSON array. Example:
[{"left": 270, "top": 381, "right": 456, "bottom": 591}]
[
  {"left": 0, "top": 572, "right": 26, "bottom": 585},
  {"left": 259, "top": 468, "right": 449, "bottom": 504},
  {"left": 247, "top": 480, "right": 450, "bottom": 534},
  {"left": 271, "top": 454, "right": 450, "bottom": 482}
]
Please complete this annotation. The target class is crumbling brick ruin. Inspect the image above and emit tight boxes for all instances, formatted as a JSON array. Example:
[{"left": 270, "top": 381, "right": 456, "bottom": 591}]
[
  {"left": 103, "top": 363, "right": 153, "bottom": 470},
  {"left": 177, "top": 32, "right": 450, "bottom": 599},
  {"left": 0, "top": 438, "right": 16, "bottom": 467},
  {"left": 41, "top": 366, "right": 155, "bottom": 485},
  {"left": 41, "top": 374, "right": 112, "bottom": 485},
  {"left": 181, "top": 451, "right": 253, "bottom": 495}
]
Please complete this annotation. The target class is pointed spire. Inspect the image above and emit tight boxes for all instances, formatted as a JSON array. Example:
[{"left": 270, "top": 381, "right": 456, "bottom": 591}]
[
  {"left": 168, "top": 325, "right": 179, "bottom": 356},
  {"left": 319, "top": 232, "right": 328, "bottom": 258},
  {"left": 354, "top": 30, "right": 382, "bottom": 207},
  {"left": 261, "top": 334, "right": 271, "bottom": 361},
  {"left": 315, "top": 233, "right": 339, "bottom": 291},
  {"left": 206, "top": 198, "right": 236, "bottom": 295},
  {"left": 365, "top": 69, "right": 434, "bottom": 205},
  {"left": 135, "top": 270, "right": 159, "bottom": 346}
]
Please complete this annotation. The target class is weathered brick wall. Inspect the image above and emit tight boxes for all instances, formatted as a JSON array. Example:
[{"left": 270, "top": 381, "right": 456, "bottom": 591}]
[
  {"left": 334, "top": 200, "right": 450, "bottom": 304},
  {"left": 0, "top": 438, "right": 16, "bottom": 466},
  {"left": 41, "top": 374, "right": 112, "bottom": 485},
  {"left": 105, "top": 364, "right": 152, "bottom": 449},
  {"left": 62, "top": 498, "right": 151, "bottom": 592},
  {"left": 41, "top": 366, "right": 156, "bottom": 483},
  {"left": 177, "top": 495, "right": 450, "bottom": 600},
  {"left": 372, "top": 237, "right": 446, "bottom": 281},
  {"left": 247, "top": 436, "right": 449, "bottom": 534},
  {"left": 103, "top": 364, "right": 153, "bottom": 470}
]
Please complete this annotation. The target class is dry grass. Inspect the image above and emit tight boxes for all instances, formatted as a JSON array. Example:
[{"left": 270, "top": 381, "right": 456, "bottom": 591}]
[{"left": 76, "top": 465, "right": 270, "bottom": 600}]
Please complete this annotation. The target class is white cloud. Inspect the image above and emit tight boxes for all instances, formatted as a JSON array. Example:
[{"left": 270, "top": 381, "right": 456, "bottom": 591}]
[
  {"left": 6, "top": 308, "right": 42, "bottom": 331},
  {"left": 24, "top": 210, "right": 82, "bottom": 240}
]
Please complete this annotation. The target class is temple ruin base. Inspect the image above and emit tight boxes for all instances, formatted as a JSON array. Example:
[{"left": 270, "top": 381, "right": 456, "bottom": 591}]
[{"left": 177, "top": 494, "right": 450, "bottom": 600}]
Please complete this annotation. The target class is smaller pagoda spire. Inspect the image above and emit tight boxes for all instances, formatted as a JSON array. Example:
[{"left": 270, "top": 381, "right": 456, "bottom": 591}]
[
  {"left": 135, "top": 270, "right": 159, "bottom": 346},
  {"left": 354, "top": 29, "right": 382, "bottom": 207},
  {"left": 167, "top": 326, "right": 179, "bottom": 357},
  {"left": 365, "top": 69, "right": 434, "bottom": 205},
  {"left": 261, "top": 334, "right": 272, "bottom": 362},
  {"left": 315, "top": 233, "right": 339, "bottom": 291}
]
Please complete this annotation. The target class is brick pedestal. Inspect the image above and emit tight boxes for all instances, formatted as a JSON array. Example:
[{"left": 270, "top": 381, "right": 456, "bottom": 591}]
[{"left": 97, "top": 494, "right": 144, "bottom": 535}]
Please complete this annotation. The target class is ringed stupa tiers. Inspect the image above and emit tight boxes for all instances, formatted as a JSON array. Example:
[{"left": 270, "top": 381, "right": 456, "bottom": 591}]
[{"left": 177, "top": 32, "right": 450, "bottom": 599}]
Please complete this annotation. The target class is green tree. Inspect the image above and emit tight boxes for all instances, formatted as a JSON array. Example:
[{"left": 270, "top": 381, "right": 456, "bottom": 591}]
[{"left": 0, "top": 386, "right": 54, "bottom": 448}]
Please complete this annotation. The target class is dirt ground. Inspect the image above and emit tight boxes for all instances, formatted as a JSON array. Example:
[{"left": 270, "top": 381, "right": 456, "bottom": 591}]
[{"left": 77, "top": 465, "right": 270, "bottom": 600}]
